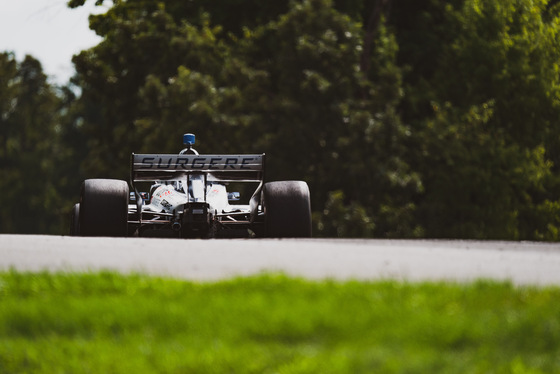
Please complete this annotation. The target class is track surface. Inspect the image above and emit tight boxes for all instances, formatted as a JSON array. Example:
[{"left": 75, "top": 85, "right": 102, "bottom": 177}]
[{"left": 1, "top": 235, "right": 560, "bottom": 285}]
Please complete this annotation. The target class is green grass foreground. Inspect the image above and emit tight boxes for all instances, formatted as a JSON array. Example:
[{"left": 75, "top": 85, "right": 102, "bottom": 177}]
[{"left": 1, "top": 271, "right": 560, "bottom": 373}]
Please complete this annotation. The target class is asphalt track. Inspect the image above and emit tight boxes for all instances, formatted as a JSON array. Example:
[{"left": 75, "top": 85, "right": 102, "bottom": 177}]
[{"left": 1, "top": 235, "right": 560, "bottom": 286}]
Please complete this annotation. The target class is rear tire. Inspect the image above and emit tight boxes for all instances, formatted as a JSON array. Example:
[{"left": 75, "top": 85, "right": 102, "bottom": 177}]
[
  {"left": 80, "top": 179, "right": 129, "bottom": 237},
  {"left": 70, "top": 203, "right": 80, "bottom": 236},
  {"left": 263, "top": 181, "right": 312, "bottom": 238}
]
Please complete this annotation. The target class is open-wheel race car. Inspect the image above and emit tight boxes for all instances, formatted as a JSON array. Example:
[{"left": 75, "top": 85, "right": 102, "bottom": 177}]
[{"left": 70, "top": 133, "right": 311, "bottom": 238}]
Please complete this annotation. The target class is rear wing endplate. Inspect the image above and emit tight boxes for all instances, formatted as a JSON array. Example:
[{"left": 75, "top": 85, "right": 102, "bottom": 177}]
[{"left": 131, "top": 153, "right": 265, "bottom": 183}]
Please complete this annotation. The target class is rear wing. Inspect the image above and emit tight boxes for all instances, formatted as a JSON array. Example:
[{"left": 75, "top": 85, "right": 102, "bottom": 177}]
[{"left": 131, "top": 153, "right": 265, "bottom": 183}]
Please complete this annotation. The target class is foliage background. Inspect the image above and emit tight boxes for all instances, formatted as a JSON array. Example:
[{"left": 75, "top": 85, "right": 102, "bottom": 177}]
[{"left": 1, "top": 0, "right": 560, "bottom": 240}]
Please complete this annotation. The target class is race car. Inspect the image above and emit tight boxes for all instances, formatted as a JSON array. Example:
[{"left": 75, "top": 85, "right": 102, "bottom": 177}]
[{"left": 70, "top": 133, "right": 311, "bottom": 238}]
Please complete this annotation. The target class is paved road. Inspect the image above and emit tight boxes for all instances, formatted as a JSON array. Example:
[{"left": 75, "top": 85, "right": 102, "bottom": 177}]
[{"left": 1, "top": 235, "right": 560, "bottom": 285}]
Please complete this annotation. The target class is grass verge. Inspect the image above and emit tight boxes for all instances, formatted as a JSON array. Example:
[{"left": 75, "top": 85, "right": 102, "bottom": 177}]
[{"left": 1, "top": 271, "right": 560, "bottom": 373}]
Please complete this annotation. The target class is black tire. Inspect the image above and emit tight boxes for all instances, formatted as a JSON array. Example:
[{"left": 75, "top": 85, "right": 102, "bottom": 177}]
[
  {"left": 80, "top": 179, "right": 129, "bottom": 237},
  {"left": 263, "top": 181, "right": 312, "bottom": 238},
  {"left": 70, "top": 203, "right": 80, "bottom": 236}
]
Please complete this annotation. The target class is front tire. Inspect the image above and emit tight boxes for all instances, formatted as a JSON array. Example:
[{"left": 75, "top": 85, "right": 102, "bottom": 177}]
[
  {"left": 80, "top": 179, "right": 129, "bottom": 237},
  {"left": 263, "top": 181, "right": 312, "bottom": 238}
]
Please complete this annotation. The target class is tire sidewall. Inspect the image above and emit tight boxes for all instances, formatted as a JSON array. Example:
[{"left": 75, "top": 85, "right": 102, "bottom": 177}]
[
  {"left": 80, "top": 179, "right": 129, "bottom": 237},
  {"left": 264, "top": 181, "right": 311, "bottom": 238}
]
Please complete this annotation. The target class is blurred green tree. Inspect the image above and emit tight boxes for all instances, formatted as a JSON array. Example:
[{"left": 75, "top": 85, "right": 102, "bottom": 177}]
[
  {"left": 69, "top": 0, "right": 419, "bottom": 237},
  {"left": 63, "top": 0, "right": 560, "bottom": 239},
  {"left": 0, "top": 53, "right": 69, "bottom": 233},
  {"left": 397, "top": 0, "right": 560, "bottom": 239}
]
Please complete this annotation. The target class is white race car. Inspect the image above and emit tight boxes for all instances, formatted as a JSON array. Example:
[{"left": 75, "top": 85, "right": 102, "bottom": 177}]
[{"left": 70, "top": 133, "right": 311, "bottom": 238}]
